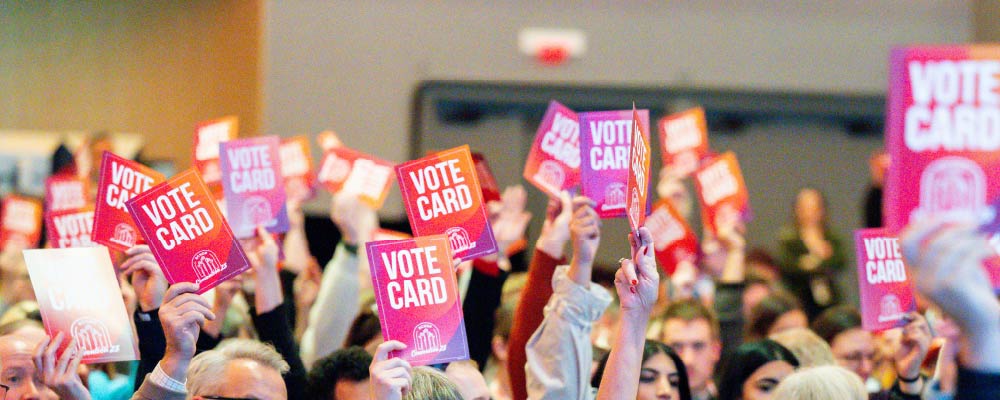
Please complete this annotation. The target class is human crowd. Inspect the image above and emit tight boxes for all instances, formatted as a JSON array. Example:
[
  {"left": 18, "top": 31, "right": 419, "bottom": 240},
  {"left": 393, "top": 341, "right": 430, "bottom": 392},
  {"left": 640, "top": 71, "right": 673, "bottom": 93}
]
[{"left": 0, "top": 136, "right": 997, "bottom": 400}]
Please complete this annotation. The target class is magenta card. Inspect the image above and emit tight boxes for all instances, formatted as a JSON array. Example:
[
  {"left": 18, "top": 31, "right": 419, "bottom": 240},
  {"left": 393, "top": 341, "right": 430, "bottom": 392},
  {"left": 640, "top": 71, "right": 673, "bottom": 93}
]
[
  {"left": 23, "top": 247, "right": 140, "bottom": 364},
  {"left": 579, "top": 109, "right": 650, "bottom": 218},
  {"left": 45, "top": 207, "right": 96, "bottom": 249},
  {"left": 45, "top": 174, "right": 89, "bottom": 214},
  {"left": 219, "top": 136, "right": 290, "bottom": 239},
  {"left": 854, "top": 228, "right": 917, "bottom": 332},
  {"left": 92, "top": 152, "right": 166, "bottom": 251},
  {"left": 125, "top": 169, "right": 251, "bottom": 294},
  {"left": 523, "top": 101, "right": 581, "bottom": 198},
  {"left": 366, "top": 235, "right": 469, "bottom": 366}
]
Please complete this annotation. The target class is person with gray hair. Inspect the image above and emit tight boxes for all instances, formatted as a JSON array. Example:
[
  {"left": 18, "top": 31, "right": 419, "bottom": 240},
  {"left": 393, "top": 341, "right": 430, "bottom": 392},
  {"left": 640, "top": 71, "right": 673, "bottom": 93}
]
[
  {"left": 772, "top": 365, "right": 867, "bottom": 400},
  {"left": 186, "top": 338, "right": 290, "bottom": 399},
  {"left": 769, "top": 328, "right": 836, "bottom": 368}
]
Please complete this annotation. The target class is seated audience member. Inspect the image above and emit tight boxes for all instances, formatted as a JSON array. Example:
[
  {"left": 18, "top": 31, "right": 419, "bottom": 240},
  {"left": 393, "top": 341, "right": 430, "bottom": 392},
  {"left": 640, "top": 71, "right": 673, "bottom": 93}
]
[
  {"left": 445, "top": 360, "right": 491, "bottom": 400},
  {"left": 344, "top": 296, "right": 383, "bottom": 353},
  {"left": 658, "top": 299, "right": 721, "bottom": 400},
  {"left": 368, "top": 341, "right": 463, "bottom": 400},
  {"left": 186, "top": 338, "right": 290, "bottom": 400},
  {"left": 772, "top": 365, "right": 867, "bottom": 400},
  {"left": 307, "top": 346, "right": 372, "bottom": 400},
  {"left": 484, "top": 272, "right": 525, "bottom": 400},
  {"left": 0, "top": 331, "right": 89, "bottom": 400},
  {"left": 744, "top": 291, "right": 808, "bottom": 341},
  {"left": 769, "top": 328, "right": 835, "bottom": 367},
  {"left": 592, "top": 340, "right": 692, "bottom": 400},
  {"left": 716, "top": 339, "right": 799, "bottom": 400}
]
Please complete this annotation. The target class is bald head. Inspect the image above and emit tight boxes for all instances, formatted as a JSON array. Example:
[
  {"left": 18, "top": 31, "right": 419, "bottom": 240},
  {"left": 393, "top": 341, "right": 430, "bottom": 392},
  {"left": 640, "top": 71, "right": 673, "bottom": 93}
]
[{"left": 0, "top": 334, "right": 58, "bottom": 399}]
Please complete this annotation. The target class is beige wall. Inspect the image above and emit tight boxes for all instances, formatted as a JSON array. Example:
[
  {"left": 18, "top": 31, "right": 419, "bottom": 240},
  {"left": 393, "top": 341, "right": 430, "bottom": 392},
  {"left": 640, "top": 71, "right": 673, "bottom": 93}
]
[{"left": 0, "top": 0, "right": 261, "bottom": 169}]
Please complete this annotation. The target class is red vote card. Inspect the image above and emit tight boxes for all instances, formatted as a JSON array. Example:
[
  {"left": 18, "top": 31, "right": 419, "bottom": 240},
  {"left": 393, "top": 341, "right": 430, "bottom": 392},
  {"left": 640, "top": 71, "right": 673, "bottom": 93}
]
[
  {"left": 92, "top": 152, "right": 166, "bottom": 252},
  {"left": 645, "top": 199, "right": 699, "bottom": 276},
  {"left": 0, "top": 195, "right": 43, "bottom": 250},
  {"left": 192, "top": 116, "right": 238, "bottom": 199},
  {"left": 579, "top": 109, "right": 651, "bottom": 219},
  {"left": 279, "top": 135, "right": 316, "bottom": 202},
  {"left": 45, "top": 207, "right": 96, "bottom": 249},
  {"left": 45, "top": 174, "right": 89, "bottom": 214},
  {"left": 472, "top": 153, "right": 501, "bottom": 203},
  {"left": 854, "top": 228, "right": 917, "bottom": 332},
  {"left": 627, "top": 107, "right": 652, "bottom": 235},
  {"left": 125, "top": 169, "right": 251, "bottom": 294},
  {"left": 220, "top": 136, "right": 290, "bottom": 239},
  {"left": 693, "top": 152, "right": 751, "bottom": 235},
  {"left": 366, "top": 235, "right": 469, "bottom": 366},
  {"left": 523, "top": 101, "right": 581, "bottom": 198},
  {"left": 658, "top": 107, "right": 709, "bottom": 178},
  {"left": 23, "top": 247, "right": 140, "bottom": 364},
  {"left": 396, "top": 145, "right": 497, "bottom": 261},
  {"left": 317, "top": 146, "right": 396, "bottom": 209}
]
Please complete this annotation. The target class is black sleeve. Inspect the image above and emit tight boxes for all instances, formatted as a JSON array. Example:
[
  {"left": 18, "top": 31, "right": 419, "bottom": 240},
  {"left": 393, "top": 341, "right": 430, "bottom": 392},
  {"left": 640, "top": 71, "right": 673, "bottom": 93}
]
[
  {"left": 713, "top": 282, "right": 745, "bottom": 355},
  {"left": 252, "top": 303, "right": 308, "bottom": 400},
  {"left": 462, "top": 266, "right": 510, "bottom": 371},
  {"left": 956, "top": 367, "right": 1000, "bottom": 399},
  {"left": 133, "top": 309, "right": 166, "bottom": 391}
]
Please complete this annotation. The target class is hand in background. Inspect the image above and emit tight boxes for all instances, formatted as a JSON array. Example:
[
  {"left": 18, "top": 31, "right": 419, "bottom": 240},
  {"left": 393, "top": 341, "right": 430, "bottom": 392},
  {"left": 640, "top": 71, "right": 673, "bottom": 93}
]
[{"left": 121, "top": 245, "right": 168, "bottom": 312}]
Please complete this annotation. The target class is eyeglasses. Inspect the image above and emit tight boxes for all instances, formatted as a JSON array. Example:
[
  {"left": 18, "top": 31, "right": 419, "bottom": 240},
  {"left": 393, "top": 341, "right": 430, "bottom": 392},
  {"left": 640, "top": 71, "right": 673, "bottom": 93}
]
[
  {"left": 0, "top": 383, "right": 8, "bottom": 400},
  {"left": 836, "top": 351, "right": 876, "bottom": 365}
]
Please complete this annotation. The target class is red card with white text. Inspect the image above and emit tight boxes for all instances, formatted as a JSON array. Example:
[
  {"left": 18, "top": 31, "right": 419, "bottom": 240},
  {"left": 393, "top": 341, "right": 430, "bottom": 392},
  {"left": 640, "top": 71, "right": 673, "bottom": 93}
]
[
  {"left": 279, "top": 136, "right": 316, "bottom": 202},
  {"left": 317, "top": 146, "right": 396, "bottom": 209},
  {"left": 220, "top": 136, "right": 290, "bottom": 239},
  {"left": 523, "top": 101, "right": 581, "bottom": 198},
  {"left": 885, "top": 46, "right": 1000, "bottom": 234},
  {"left": 0, "top": 196, "right": 43, "bottom": 250},
  {"left": 23, "top": 247, "right": 139, "bottom": 364},
  {"left": 316, "top": 130, "right": 343, "bottom": 151},
  {"left": 92, "top": 152, "right": 166, "bottom": 251},
  {"left": 854, "top": 228, "right": 917, "bottom": 332},
  {"left": 658, "top": 107, "right": 709, "bottom": 177},
  {"left": 694, "top": 152, "right": 751, "bottom": 234},
  {"left": 396, "top": 145, "right": 497, "bottom": 261},
  {"left": 45, "top": 174, "right": 89, "bottom": 214},
  {"left": 46, "top": 207, "right": 96, "bottom": 249},
  {"left": 125, "top": 169, "right": 251, "bottom": 294},
  {"left": 193, "top": 116, "right": 238, "bottom": 199},
  {"left": 646, "top": 200, "right": 699, "bottom": 276},
  {"left": 579, "top": 109, "right": 650, "bottom": 218},
  {"left": 627, "top": 108, "right": 652, "bottom": 234},
  {"left": 366, "top": 235, "right": 469, "bottom": 366},
  {"left": 472, "top": 153, "right": 501, "bottom": 203}
]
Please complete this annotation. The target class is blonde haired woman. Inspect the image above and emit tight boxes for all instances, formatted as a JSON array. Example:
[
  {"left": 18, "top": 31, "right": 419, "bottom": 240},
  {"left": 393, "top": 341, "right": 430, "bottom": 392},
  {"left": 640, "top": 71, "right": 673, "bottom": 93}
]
[{"left": 772, "top": 365, "right": 866, "bottom": 400}]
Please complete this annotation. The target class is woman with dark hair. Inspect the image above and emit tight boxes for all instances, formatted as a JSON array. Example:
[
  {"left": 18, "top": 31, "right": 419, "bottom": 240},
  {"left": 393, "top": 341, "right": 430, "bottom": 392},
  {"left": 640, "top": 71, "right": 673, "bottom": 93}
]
[
  {"left": 592, "top": 340, "right": 692, "bottom": 400},
  {"left": 717, "top": 339, "right": 800, "bottom": 400},
  {"left": 778, "top": 187, "right": 847, "bottom": 319},
  {"left": 744, "top": 291, "right": 808, "bottom": 341}
]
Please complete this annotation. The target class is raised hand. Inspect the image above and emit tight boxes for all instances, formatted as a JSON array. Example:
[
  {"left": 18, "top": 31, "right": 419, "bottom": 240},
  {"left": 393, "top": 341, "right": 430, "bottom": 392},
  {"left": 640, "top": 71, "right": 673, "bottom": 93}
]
[
  {"left": 35, "top": 332, "right": 90, "bottom": 400},
  {"left": 247, "top": 225, "right": 282, "bottom": 313},
  {"left": 568, "top": 196, "right": 600, "bottom": 286},
  {"left": 369, "top": 340, "right": 412, "bottom": 400},
  {"left": 330, "top": 192, "right": 378, "bottom": 246},
  {"left": 489, "top": 185, "right": 532, "bottom": 259},
  {"left": 537, "top": 191, "right": 573, "bottom": 259},
  {"left": 893, "top": 312, "right": 932, "bottom": 382},
  {"left": 121, "top": 245, "right": 168, "bottom": 312},
  {"left": 159, "top": 282, "right": 215, "bottom": 381},
  {"left": 615, "top": 227, "right": 659, "bottom": 316}
]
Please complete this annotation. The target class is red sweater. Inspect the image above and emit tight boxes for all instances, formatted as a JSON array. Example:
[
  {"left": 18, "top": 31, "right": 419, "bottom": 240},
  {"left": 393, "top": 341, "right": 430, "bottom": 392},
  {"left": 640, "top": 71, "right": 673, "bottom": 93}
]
[{"left": 507, "top": 249, "right": 565, "bottom": 400}]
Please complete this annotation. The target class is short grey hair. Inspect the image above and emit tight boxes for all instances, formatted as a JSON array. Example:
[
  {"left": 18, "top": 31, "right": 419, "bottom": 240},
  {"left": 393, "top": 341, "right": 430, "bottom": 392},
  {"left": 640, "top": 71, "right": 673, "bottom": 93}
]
[
  {"left": 772, "top": 365, "right": 866, "bottom": 400},
  {"left": 405, "top": 366, "right": 463, "bottom": 400},
  {"left": 186, "top": 338, "right": 290, "bottom": 396}
]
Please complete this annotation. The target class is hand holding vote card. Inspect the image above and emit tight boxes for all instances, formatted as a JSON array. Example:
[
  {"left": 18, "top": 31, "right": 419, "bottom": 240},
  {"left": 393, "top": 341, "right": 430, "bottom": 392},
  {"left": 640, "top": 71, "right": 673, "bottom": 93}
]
[
  {"left": 523, "top": 101, "right": 581, "bottom": 198},
  {"left": 0, "top": 195, "right": 43, "bottom": 250},
  {"left": 23, "top": 247, "right": 139, "bottom": 364},
  {"left": 220, "top": 136, "right": 290, "bottom": 238},
  {"left": 92, "top": 152, "right": 166, "bottom": 251},
  {"left": 658, "top": 107, "right": 709, "bottom": 178},
  {"left": 366, "top": 235, "right": 469, "bottom": 366},
  {"left": 317, "top": 146, "right": 396, "bottom": 209},
  {"left": 45, "top": 174, "right": 89, "bottom": 214},
  {"left": 645, "top": 199, "right": 699, "bottom": 276},
  {"left": 126, "top": 169, "right": 251, "bottom": 294},
  {"left": 854, "top": 228, "right": 917, "bottom": 332},
  {"left": 627, "top": 106, "right": 651, "bottom": 235},
  {"left": 193, "top": 116, "right": 238, "bottom": 198},
  {"left": 46, "top": 207, "right": 96, "bottom": 249},
  {"left": 579, "top": 109, "right": 650, "bottom": 218},
  {"left": 279, "top": 135, "right": 316, "bottom": 202},
  {"left": 694, "top": 152, "right": 751, "bottom": 235},
  {"left": 396, "top": 145, "right": 497, "bottom": 261}
]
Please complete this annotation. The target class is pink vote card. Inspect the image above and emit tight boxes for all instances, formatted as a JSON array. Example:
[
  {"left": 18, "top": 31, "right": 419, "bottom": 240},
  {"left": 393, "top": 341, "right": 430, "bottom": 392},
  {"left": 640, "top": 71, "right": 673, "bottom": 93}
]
[
  {"left": 0, "top": 195, "right": 43, "bottom": 250},
  {"left": 192, "top": 116, "right": 238, "bottom": 200},
  {"left": 279, "top": 135, "right": 316, "bottom": 202},
  {"left": 317, "top": 146, "right": 396, "bottom": 209},
  {"left": 693, "top": 152, "right": 751, "bottom": 235},
  {"left": 646, "top": 199, "right": 699, "bottom": 276},
  {"left": 92, "top": 152, "right": 166, "bottom": 251},
  {"left": 854, "top": 228, "right": 917, "bottom": 332},
  {"left": 627, "top": 107, "right": 652, "bottom": 235},
  {"left": 45, "top": 174, "right": 89, "bottom": 214},
  {"left": 219, "top": 136, "right": 290, "bottom": 239},
  {"left": 658, "top": 107, "right": 709, "bottom": 178},
  {"left": 523, "top": 101, "right": 581, "bottom": 198},
  {"left": 45, "top": 207, "right": 96, "bottom": 249},
  {"left": 579, "top": 109, "right": 650, "bottom": 218}
]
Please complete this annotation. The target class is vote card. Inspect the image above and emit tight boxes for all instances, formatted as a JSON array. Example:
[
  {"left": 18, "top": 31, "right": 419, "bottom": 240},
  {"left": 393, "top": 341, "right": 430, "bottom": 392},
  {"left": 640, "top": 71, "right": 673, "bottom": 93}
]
[
  {"left": 92, "top": 152, "right": 166, "bottom": 251},
  {"left": 658, "top": 107, "right": 709, "bottom": 178},
  {"left": 125, "top": 169, "right": 251, "bottom": 294},
  {"left": 220, "top": 136, "right": 289, "bottom": 239},
  {"left": 627, "top": 107, "right": 652, "bottom": 235},
  {"left": 45, "top": 207, "right": 96, "bottom": 249},
  {"left": 693, "top": 152, "right": 751, "bottom": 235},
  {"left": 317, "top": 146, "right": 396, "bottom": 209},
  {"left": 0, "top": 195, "right": 43, "bottom": 250},
  {"left": 396, "top": 145, "right": 497, "bottom": 261},
  {"left": 472, "top": 153, "right": 501, "bottom": 203},
  {"left": 366, "top": 235, "right": 469, "bottom": 366},
  {"left": 279, "top": 135, "right": 316, "bottom": 202},
  {"left": 45, "top": 174, "right": 89, "bottom": 214},
  {"left": 23, "top": 247, "right": 140, "bottom": 364},
  {"left": 645, "top": 199, "right": 699, "bottom": 276},
  {"left": 523, "top": 101, "right": 581, "bottom": 198},
  {"left": 854, "top": 228, "right": 917, "bottom": 332},
  {"left": 579, "top": 109, "right": 650, "bottom": 219},
  {"left": 316, "top": 130, "right": 343, "bottom": 151},
  {"left": 193, "top": 116, "right": 238, "bottom": 199}
]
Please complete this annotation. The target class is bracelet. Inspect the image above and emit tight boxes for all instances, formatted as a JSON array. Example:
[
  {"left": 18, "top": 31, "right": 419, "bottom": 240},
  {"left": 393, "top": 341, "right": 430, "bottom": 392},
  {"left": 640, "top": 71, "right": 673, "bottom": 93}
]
[
  {"left": 342, "top": 242, "right": 359, "bottom": 255},
  {"left": 898, "top": 373, "right": 921, "bottom": 383}
]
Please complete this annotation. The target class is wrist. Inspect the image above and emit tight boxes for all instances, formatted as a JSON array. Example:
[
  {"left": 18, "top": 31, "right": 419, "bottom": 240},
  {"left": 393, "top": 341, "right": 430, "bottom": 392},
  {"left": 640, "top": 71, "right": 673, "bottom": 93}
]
[
  {"left": 160, "top": 350, "right": 191, "bottom": 383},
  {"left": 536, "top": 236, "right": 566, "bottom": 259}
]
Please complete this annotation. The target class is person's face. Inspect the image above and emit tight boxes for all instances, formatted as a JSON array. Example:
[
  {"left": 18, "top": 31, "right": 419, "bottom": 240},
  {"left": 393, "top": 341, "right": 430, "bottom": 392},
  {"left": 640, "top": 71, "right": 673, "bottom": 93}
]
[
  {"left": 831, "top": 328, "right": 875, "bottom": 381},
  {"left": 768, "top": 310, "right": 808, "bottom": 336},
  {"left": 333, "top": 378, "right": 370, "bottom": 400},
  {"left": 740, "top": 283, "right": 771, "bottom": 320},
  {"left": 741, "top": 360, "right": 795, "bottom": 400},
  {"left": 794, "top": 189, "right": 824, "bottom": 226},
  {"left": 194, "top": 359, "right": 287, "bottom": 400},
  {"left": 661, "top": 318, "right": 719, "bottom": 393},
  {"left": 637, "top": 352, "right": 680, "bottom": 400},
  {"left": 445, "top": 363, "right": 490, "bottom": 400},
  {"left": 0, "top": 336, "right": 57, "bottom": 400}
]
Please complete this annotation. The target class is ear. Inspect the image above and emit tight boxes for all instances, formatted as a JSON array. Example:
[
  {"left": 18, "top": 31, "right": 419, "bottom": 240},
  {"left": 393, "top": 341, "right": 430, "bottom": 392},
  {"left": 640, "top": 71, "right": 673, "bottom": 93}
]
[{"left": 492, "top": 335, "right": 508, "bottom": 362}]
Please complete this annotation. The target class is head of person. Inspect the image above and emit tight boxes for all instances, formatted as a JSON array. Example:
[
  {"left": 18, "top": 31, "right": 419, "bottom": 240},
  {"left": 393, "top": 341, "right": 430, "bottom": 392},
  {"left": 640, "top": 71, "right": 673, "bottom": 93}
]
[
  {"left": 717, "top": 339, "right": 799, "bottom": 400},
  {"left": 187, "top": 338, "right": 290, "bottom": 400},
  {"left": 491, "top": 272, "right": 525, "bottom": 368},
  {"left": 793, "top": 187, "right": 827, "bottom": 228},
  {"left": 658, "top": 299, "right": 720, "bottom": 396},
  {"left": 745, "top": 291, "right": 808, "bottom": 341},
  {"left": 344, "top": 297, "right": 383, "bottom": 353},
  {"left": 307, "top": 346, "right": 372, "bottom": 400},
  {"left": 0, "top": 333, "right": 58, "bottom": 399},
  {"left": 741, "top": 272, "right": 774, "bottom": 321},
  {"left": 592, "top": 340, "right": 692, "bottom": 400},
  {"left": 771, "top": 365, "right": 866, "bottom": 400},
  {"left": 405, "top": 366, "right": 463, "bottom": 400},
  {"left": 811, "top": 305, "right": 874, "bottom": 381},
  {"left": 768, "top": 328, "right": 835, "bottom": 368},
  {"left": 445, "top": 360, "right": 489, "bottom": 400}
]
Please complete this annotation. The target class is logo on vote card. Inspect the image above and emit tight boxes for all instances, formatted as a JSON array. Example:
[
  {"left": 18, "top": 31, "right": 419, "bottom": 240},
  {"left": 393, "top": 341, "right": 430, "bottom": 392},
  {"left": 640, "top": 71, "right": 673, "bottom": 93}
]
[
  {"left": 192, "top": 250, "right": 226, "bottom": 284},
  {"left": 603, "top": 183, "right": 626, "bottom": 212},
  {"left": 243, "top": 196, "right": 273, "bottom": 226},
  {"left": 911, "top": 157, "right": 994, "bottom": 224},
  {"left": 110, "top": 223, "right": 137, "bottom": 248},
  {"left": 72, "top": 317, "right": 119, "bottom": 357},
  {"left": 878, "top": 294, "right": 904, "bottom": 324},
  {"left": 446, "top": 227, "right": 475, "bottom": 253},
  {"left": 533, "top": 160, "right": 566, "bottom": 193},
  {"left": 412, "top": 322, "right": 446, "bottom": 357}
]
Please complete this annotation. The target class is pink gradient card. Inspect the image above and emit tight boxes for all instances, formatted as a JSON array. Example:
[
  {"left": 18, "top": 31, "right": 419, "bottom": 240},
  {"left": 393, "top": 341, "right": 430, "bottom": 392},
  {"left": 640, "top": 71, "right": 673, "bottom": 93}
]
[
  {"left": 45, "top": 174, "right": 89, "bottom": 214},
  {"left": 1, "top": 195, "right": 43, "bottom": 250},
  {"left": 279, "top": 135, "right": 316, "bottom": 202},
  {"left": 92, "top": 152, "right": 166, "bottom": 251},
  {"left": 366, "top": 235, "right": 469, "bottom": 366},
  {"left": 45, "top": 207, "right": 96, "bottom": 249},
  {"left": 579, "top": 109, "right": 650, "bottom": 218},
  {"left": 627, "top": 107, "right": 652, "bottom": 234},
  {"left": 219, "top": 136, "right": 290, "bottom": 239},
  {"left": 523, "top": 101, "right": 581, "bottom": 198},
  {"left": 645, "top": 199, "right": 699, "bottom": 276},
  {"left": 193, "top": 116, "right": 238, "bottom": 200},
  {"left": 658, "top": 107, "right": 709, "bottom": 178},
  {"left": 693, "top": 152, "right": 751, "bottom": 235},
  {"left": 317, "top": 146, "right": 396, "bottom": 209},
  {"left": 854, "top": 228, "right": 917, "bottom": 332}
]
